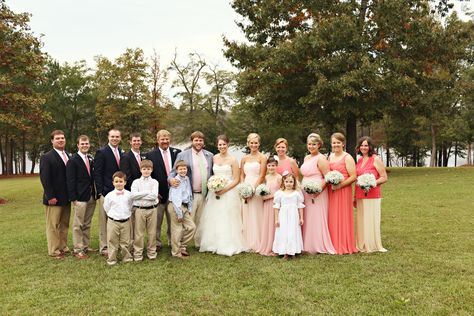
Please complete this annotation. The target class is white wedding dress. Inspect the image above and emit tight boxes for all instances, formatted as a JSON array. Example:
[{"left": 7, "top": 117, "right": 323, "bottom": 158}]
[{"left": 198, "top": 164, "right": 247, "bottom": 256}]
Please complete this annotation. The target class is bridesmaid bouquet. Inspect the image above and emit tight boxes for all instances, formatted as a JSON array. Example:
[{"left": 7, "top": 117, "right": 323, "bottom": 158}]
[
  {"left": 301, "top": 180, "right": 323, "bottom": 204},
  {"left": 255, "top": 184, "right": 271, "bottom": 197},
  {"left": 325, "top": 170, "right": 344, "bottom": 191},
  {"left": 237, "top": 183, "right": 254, "bottom": 203},
  {"left": 207, "top": 175, "right": 228, "bottom": 199},
  {"left": 356, "top": 173, "right": 377, "bottom": 196}
]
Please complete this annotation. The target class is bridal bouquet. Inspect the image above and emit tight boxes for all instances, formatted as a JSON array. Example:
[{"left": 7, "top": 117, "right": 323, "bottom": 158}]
[
  {"left": 237, "top": 183, "right": 254, "bottom": 203},
  {"left": 301, "top": 180, "right": 323, "bottom": 204},
  {"left": 255, "top": 184, "right": 271, "bottom": 197},
  {"left": 207, "top": 175, "right": 228, "bottom": 199},
  {"left": 356, "top": 173, "right": 377, "bottom": 196},
  {"left": 325, "top": 170, "right": 344, "bottom": 190}
]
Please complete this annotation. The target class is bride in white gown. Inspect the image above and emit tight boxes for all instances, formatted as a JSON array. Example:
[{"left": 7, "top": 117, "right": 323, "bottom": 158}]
[{"left": 198, "top": 135, "right": 247, "bottom": 256}]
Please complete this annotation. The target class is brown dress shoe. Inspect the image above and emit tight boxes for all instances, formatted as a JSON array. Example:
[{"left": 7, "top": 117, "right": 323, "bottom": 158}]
[{"left": 74, "top": 252, "right": 89, "bottom": 259}]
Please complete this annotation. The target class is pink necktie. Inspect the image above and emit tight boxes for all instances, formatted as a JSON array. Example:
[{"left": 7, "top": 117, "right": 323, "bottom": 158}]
[
  {"left": 136, "top": 153, "right": 141, "bottom": 164},
  {"left": 61, "top": 151, "right": 68, "bottom": 165},
  {"left": 163, "top": 150, "right": 170, "bottom": 176},
  {"left": 113, "top": 147, "right": 120, "bottom": 168},
  {"left": 84, "top": 156, "right": 90, "bottom": 176}
]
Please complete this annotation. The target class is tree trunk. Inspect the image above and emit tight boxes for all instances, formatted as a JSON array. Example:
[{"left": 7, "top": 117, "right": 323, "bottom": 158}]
[
  {"left": 385, "top": 145, "right": 390, "bottom": 167},
  {"left": 454, "top": 142, "right": 458, "bottom": 167},
  {"left": 346, "top": 112, "right": 357, "bottom": 159},
  {"left": 467, "top": 142, "right": 472, "bottom": 165},
  {"left": 430, "top": 123, "right": 436, "bottom": 167},
  {"left": 21, "top": 131, "right": 26, "bottom": 174},
  {"left": 0, "top": 136, "right": 5, "bottom": 175},
  {"left": 5, "top": 131, "right": 14, "bottom": 175}
]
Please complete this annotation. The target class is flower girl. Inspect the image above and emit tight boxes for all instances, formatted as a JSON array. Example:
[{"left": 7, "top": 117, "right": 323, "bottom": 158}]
[
  {"left": 256, "top": 157, "right": 282, "bottom": 256},
  {"left": 272, "top": 173, "right": 305, "bottom": 259}
]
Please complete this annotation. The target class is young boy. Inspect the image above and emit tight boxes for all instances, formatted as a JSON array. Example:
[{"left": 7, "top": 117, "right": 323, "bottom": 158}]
[
  {"left": 103, "top": 171, "right": 133, "bottom": 265},
  {"left": 168, "top": 160, "right": 196, "bottom": 259},
  {"left": 130, "top": 160, "right": 159, "bottom": 261}
]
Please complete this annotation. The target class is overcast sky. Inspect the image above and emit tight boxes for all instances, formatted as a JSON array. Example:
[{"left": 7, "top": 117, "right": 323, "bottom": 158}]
[{"left": 7, "top": 1, "right": 473, "bottom": 68}]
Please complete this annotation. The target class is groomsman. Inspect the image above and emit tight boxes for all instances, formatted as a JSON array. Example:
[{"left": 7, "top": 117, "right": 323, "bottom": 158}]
[
  {"left": 40, "top": 130, "right": 71, "bottom": 259},
  {"left": 95, "top": 128, "right": 123, "bottom": 256},
  {"left": 66, "top": 135, "right": 96, "bottom": 259},
  {"left": 146, "top": 129, "right": 181, "bottom": 250},
  {"left": 169, "top": 131, "right": 213, "bottom": 248},
  {"left": 120, "top": 132, "right": 144, "bottom": 248}
]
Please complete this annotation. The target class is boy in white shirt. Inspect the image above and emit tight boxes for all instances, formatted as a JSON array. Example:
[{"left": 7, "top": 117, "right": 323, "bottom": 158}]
[
  {"left": 130, "top": 160, "right": 159, "bottom": 261},
  {"left": 168, "top": 160, "right": 195, "bottom": 259},
  {"left": 103, "top": 171, "right": 133, "bottom": 265}
]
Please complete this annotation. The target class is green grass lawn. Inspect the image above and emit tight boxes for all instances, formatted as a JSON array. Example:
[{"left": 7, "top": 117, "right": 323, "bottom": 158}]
[{"left": 0, "top": 168, "right": 473, "bottom": 315}]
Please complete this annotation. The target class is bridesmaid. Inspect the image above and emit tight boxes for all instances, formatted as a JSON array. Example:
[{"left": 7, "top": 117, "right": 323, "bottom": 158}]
[
  {"left": 355, "top": 136, "right": 388, "bottom": 253},
  {"left": 300, "top": 133, "right": 336, "bottom": 254},
  {"left": 240, "top": 133, "right": 266, "bottom": 251},
  {"left": 256, "top": 156, "right": 281, "bottom": 256},
  {"left": 327, "top": 132, "right": 358, "bottom": 254},
  {"left": 274, "top": 138, "right": 300, "bottom": 181}
]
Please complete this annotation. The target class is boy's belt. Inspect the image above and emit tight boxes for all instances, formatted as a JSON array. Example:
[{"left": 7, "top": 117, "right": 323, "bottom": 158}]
[
  {"left": 133, "top": 204, "right": 158, "bottom": 210},
  {"left": 107, "top": 216, "right": 129, "bottom": 223}
]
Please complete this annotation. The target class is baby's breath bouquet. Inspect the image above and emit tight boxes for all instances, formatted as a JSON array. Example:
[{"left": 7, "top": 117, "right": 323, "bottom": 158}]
[
  {"left": 237, "top": 183, "right": 254, "bottom": 203},
  {"left": 255, "top": 183, "right": 271, "bottom": 197},
  {"left": 324, "top": 170, "right": 344, "bottom": 191},
  {"left": 207, "top": 175, "right": 228, "bottom": 199},
  {"left": 301, "top": 179, "right": 323, "bottom": 204},
  {"left": 356, "top": 173, "right": 377, "bottom": 196}
]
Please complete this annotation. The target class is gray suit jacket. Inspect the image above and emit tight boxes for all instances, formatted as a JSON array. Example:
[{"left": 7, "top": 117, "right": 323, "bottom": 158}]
[{"left": 168, "top": 148, "right": 214, "bottom": 192}]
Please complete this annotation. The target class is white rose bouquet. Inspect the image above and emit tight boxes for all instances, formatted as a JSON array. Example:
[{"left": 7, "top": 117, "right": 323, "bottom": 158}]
[
  {"left": 301, "top": 180, "right": 323, "bottom": 204},
  {"left": 356, "top": 173, "right": 377, "bottom": 196},
  {"left": 237, "top": 183, "right": 254, "bottom": 203},
  {"left": 324, "top": 170, "right": 344, "bottom": 191},
  {"left": 207, "top": 175, "right": 228, "bottom": 199},
  {"left": 255, "top": 184, "right": 271, "bottom": 197}
]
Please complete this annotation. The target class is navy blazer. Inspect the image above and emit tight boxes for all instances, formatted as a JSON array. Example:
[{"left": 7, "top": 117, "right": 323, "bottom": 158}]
[
  {"left": 120, "top": 150, "right": 143, "bottom": 191},
  {"left": 66, "top": 153, "right": 95, "bottom": 202},
  {"left": 146, "top": 147, "right": 181, "bottom": 202},
  {"left": 94, "top": 145, "right": 122, "bottom": 197},
  {"left": 40, "top": 149, "right": 70, "bottom": 206}
]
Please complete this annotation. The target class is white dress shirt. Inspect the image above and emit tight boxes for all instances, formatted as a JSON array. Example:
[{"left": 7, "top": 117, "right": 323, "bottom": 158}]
[
  {"left": 130, "top": 176, "right": 159, "bottom": 207},
  {"left": 168, "top": 175, "right": 193, "bottom": 218},
  {"left": 103, "top": 189, "right": 132, "bottom": 220}
]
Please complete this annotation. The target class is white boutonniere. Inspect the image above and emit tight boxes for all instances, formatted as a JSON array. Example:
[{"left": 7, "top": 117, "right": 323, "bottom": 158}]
[
  {"left": 140, "top": 155, "right": 146, "bottom": 160},
  {"left": 172, "top": 148, "right": 177, "bottom": 154},
  {"left": 120, "top": 149, "right": 125, "bottom": 154},
  {"left": 87, "top": 154, "right": 94, "bottom": 162}
]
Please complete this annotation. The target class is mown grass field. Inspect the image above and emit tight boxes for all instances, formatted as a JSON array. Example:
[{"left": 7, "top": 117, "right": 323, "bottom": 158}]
[{"left": 0, "top": 168, "right": 473, "bottom": 315}]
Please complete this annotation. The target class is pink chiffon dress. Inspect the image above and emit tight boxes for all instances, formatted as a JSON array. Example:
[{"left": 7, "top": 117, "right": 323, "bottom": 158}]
[
  {"left": 327, "top": 154, "right": 358, "bottom": 254},
  {"left": 300, "top": 154, "right": 336, "bottom": 254},
  {"left": 241, "top": 161, "right": 264, "bottom": 251},
  {"left": 256, "top": 176, "right": 280, "bottom": 256}
]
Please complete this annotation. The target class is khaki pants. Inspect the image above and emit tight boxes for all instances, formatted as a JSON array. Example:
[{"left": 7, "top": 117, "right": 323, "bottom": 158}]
[
  {"left": 107, "top": 218, "right": 132, "bottom": 264},
  {"left": 130, "top": 208, "right": 136, "bottom": 252},
  {"left": 133, "top": 207, "right": 158, "bottom": 260},
  {"left": 45, "top": 204, "right": 71, "bottom": 256},
  {"left": 168, "top": 204, "right": 196, "bottom": 257},
  {"left": 98, "top": 196, "right": 108, "bottom": 253},
  {"left": 191, "top": 193, "right": 205, "bottom": 247},
  {"left": 156, "top": 202, "right": 171, "bottom": 247},
  {"left": 72, "top": 197, "right": 96, "bottom": 253}
]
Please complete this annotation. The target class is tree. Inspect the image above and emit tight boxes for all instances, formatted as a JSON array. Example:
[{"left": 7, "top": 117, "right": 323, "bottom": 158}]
[{"left": 0, "top": 0, "right": 49, "bottom": 175}]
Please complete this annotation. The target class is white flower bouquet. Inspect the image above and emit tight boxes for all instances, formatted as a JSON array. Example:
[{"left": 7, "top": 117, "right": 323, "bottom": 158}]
[
  {"left": 207, "top": 175, "right": 228, "bottom": 199},
  {"left": 255, "top": 184, "right": 271, "bottom": 197},
  {"left": 356, "top": 173, "right": 377, "bottom": 196},
  {"left": 325, "top": 170, "right": 344, "bottom": 191},
  {"left": 302, "top": 180, "right": 323, "bottom": 204},
  {"left": 237, "top": 183, "right": 254, "bottom": 203}
]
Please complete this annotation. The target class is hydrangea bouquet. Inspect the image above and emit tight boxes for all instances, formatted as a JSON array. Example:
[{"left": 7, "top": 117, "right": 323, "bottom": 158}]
[
  {"left": 302, "top": 179, "right": 323, "bottom": 204},
  {"left": 356, "top": 173, "right": 377, "bottom": 196},
  {"left": 237, "top": 183, "right": 254, "bottom": 203},
  {"left": 324, "top": 170, "right": 344, "bottom": 191},
  {"left": 255, "top": 183, "right": 271, "bottom": 197}
]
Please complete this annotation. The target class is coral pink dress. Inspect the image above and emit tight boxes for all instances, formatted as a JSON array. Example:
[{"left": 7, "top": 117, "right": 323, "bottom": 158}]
[
  {"left": 300, "top": 154, "right": 336, "bottom": 254},
  {"left": 256, "top": 176, "right": 280, "bottom": 256},
  {"left": 327, "top": 154, "right": 358, "bottom": 254},
  {"left": 241, "top": 161, "right": 264, "bottom": 251},
  {"left": 276, "top": 157, "right": 293, "bottom": 176}
]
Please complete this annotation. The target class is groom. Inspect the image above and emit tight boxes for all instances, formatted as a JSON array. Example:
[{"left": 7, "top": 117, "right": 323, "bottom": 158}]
[{"left": 168, "top": 131, "right": 213, "bottom": 248}]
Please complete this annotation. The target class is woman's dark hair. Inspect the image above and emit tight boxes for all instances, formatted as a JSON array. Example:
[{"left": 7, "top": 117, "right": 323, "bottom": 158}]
[
  {"left": 356, "top": 136, "right": 376, "bottom": 156},
  {"left": 216, "top": 134, "right": 229, "bottom": 144},
  {"left": 267, "top": 156, "right": 278, "bottom": 165}
]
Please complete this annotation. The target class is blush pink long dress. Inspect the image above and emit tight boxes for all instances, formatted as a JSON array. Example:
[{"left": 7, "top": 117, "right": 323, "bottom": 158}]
[
  {"left": 300, "top": 154, "right": 336, "bottom": 254},
  {"left": 327, "top": 154, "right": 358, "bottom": 254},
  {"left": 256, "top": 176, "right": 280, "bottom": 256},
  {"left": 241, "top": 161, "right": 264, "bottom": 251}
]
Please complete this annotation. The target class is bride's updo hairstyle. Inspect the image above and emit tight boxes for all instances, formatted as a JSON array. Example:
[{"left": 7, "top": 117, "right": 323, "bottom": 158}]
[
  {"left": 247, "top": 133, "right": 260, "bottom": 145},
  {"left": 216, "top": 134, "right": 229, "bottom": 144}
]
